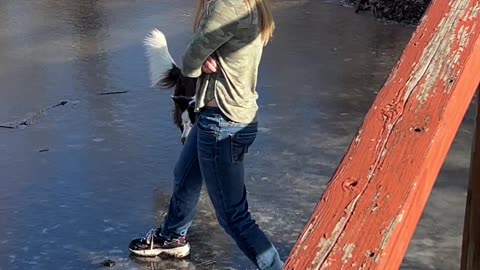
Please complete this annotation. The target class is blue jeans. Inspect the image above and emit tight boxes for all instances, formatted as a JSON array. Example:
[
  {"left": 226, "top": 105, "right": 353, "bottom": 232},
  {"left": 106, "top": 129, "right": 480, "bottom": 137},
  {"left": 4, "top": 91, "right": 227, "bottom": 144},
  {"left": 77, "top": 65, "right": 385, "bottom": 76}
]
[{"left": 161, "top": 107, "right": 283, "bottom": 270}]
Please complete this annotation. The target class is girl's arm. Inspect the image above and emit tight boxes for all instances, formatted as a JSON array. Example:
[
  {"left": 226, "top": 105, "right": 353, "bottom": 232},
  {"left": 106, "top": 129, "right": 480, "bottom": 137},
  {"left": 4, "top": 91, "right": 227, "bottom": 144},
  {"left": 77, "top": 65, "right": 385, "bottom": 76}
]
[{"left": 181, "top": 0, "right": 241, "bottom": 78}]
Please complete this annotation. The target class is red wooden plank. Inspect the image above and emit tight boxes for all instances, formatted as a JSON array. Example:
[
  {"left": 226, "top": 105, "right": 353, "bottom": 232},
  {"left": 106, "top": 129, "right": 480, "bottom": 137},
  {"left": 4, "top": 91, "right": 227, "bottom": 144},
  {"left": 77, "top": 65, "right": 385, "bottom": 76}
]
[{"left": 285, "top": 0, "right": 480, "bottom": 269}]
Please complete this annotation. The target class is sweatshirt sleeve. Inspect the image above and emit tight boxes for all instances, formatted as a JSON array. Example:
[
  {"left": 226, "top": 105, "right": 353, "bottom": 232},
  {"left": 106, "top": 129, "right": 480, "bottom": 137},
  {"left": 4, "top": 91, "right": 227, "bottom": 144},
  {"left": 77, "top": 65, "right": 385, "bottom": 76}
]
[{"left": 181, "top": 0, "right": 240, "bottom": 78}]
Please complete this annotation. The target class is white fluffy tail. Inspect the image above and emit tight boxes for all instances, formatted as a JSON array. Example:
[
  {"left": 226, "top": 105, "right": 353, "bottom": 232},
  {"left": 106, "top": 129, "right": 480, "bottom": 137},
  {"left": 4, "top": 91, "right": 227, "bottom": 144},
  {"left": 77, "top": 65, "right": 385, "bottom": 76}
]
[{"left": 144, "top": 29, "right": 177, "bottom": 87}]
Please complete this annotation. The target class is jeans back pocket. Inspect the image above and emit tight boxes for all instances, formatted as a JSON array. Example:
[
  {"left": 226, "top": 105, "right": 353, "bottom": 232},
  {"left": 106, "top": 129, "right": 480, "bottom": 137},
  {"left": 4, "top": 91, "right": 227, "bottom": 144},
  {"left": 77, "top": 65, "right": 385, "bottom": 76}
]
[{"left": 229, "top": 132, "right": 256, "bottom": 163}]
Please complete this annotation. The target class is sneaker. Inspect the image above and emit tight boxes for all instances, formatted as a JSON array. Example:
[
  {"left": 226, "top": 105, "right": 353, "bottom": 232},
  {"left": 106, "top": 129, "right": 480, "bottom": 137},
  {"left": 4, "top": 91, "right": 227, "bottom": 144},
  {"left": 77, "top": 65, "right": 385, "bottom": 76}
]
[{"left": 129, "top": 228, "right": 190, "bottom": 258}]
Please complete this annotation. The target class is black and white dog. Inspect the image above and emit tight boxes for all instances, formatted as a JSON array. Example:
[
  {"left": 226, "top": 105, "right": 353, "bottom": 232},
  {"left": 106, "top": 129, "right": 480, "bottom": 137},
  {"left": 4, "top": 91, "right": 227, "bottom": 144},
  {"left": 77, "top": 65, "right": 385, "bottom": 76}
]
[{"left": 144, "top": 29, "right": 197, "bottom": 144}]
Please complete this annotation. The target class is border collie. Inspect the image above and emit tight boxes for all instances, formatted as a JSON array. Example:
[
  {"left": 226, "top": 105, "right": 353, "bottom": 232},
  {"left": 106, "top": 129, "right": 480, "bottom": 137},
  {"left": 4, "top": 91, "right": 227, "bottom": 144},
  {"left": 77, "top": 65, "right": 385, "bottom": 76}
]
[{"left": 144, "top": 29, "right": 197, "bottom": 144}]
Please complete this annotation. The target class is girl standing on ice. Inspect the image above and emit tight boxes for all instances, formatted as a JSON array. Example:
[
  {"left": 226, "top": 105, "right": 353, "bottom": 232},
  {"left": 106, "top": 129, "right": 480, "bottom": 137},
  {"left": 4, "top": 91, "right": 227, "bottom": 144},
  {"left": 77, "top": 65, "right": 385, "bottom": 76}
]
[{"left": 130, "top": 0, "right": 283, "bottom": 269}]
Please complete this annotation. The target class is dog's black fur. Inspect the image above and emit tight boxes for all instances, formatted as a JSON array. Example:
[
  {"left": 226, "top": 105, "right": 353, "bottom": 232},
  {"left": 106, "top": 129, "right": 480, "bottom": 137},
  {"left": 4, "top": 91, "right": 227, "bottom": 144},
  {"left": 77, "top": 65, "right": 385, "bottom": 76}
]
[
  {"left": 159, "top": 65, "right": 197, "bottom": 143},
  {"left": 144, "top": 29, "right": 198, "bottom": 143}
]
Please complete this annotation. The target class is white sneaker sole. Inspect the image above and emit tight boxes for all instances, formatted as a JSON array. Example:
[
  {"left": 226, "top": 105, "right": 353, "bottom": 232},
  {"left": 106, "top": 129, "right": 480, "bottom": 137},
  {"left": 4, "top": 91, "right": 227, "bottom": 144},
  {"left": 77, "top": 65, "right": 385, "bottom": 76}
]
[{"left": 129, "top": 243, "right": 190, "bottom": 258}]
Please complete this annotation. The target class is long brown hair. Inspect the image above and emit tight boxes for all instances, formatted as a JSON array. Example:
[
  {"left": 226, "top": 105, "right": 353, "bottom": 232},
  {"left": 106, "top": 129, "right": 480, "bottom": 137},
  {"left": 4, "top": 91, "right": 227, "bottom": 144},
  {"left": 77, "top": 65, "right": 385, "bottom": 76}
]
[{"left": 193, "top": 0, "right": 275, "bottom": 45}]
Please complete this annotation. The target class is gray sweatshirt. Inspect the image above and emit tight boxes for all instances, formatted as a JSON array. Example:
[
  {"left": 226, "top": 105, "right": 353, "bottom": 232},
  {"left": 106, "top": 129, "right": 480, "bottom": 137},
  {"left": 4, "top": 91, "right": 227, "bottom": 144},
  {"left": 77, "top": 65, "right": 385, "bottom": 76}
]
[{"left": 181, "top": 0, "right": 263, "bottom": 123}]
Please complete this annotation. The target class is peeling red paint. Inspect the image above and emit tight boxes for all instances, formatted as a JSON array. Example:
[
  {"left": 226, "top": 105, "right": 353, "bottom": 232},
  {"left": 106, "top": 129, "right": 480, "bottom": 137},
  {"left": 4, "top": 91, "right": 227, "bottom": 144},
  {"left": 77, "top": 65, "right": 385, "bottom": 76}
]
[{"left": 284, "top": 0, "right": 480, "bottom": 269}]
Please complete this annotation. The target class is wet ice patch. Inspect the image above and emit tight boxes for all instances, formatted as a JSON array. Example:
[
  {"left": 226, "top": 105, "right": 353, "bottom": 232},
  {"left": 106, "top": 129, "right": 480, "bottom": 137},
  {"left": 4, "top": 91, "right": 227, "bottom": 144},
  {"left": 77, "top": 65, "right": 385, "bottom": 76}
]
[
  {"left": 92, "top": 137, "right": 105, "bottom": 143},
  {"left": 42, "top": 224, "right": 61, "bottom": 233},
  {"left": 281, "top": 150, "right": 295, "bottom": 156},
  {"left": 104, "top": 227, "right": 115, "bottom": 232}
]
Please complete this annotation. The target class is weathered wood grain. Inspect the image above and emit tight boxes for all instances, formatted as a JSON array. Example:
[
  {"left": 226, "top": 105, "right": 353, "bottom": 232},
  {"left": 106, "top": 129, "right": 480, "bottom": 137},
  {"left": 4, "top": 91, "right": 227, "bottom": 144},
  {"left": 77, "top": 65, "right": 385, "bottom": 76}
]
[{"left": 285, "top": 0, "right": 480, "bottom": 269}]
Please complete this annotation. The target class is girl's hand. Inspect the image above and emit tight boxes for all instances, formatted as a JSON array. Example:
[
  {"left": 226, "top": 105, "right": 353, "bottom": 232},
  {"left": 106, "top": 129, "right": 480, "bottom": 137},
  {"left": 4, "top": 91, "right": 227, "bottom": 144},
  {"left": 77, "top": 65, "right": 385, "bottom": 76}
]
[{"left": 202, "top": 56, "right": 219, "bottom": 74}]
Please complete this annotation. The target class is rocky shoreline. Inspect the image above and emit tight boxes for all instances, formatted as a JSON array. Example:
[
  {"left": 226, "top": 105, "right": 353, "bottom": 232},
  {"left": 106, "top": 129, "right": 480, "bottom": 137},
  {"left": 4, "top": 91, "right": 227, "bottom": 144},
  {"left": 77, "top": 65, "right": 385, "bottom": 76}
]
[{"left": 342, "top": 0, "right": 431, "bottom": 25}]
